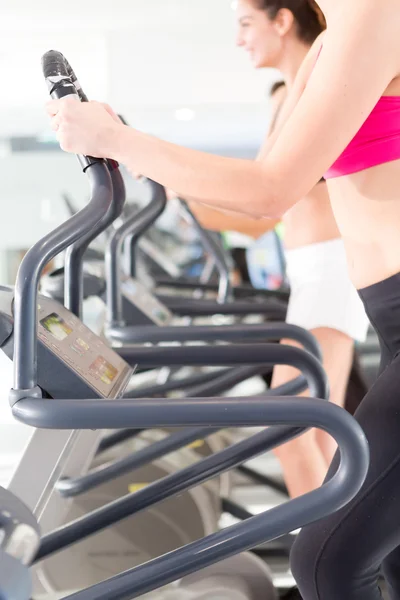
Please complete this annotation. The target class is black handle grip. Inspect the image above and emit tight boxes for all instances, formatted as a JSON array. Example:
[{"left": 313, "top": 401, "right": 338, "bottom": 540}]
[
  {"left": 42, "top": 50, "right": 101, "bottom": 171},
  {"left": 42, "top": 50, "right": 87, "bottom": 101}
]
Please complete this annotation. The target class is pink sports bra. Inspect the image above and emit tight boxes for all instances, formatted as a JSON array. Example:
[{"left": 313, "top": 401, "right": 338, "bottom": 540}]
[
  {"left": 325, "top": 96, "right": 400, "bottom": 179},
  {"left": 312, "top": 46, "right": 400, "bottom": 179}
]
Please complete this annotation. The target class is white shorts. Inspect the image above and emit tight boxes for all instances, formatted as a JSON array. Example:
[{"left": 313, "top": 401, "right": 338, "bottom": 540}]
[{"left": 285, "top": 239, "right": 370, "bottom": 343}]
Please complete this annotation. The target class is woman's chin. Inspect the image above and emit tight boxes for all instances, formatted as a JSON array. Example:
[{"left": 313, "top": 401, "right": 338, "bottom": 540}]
[{"left": 253, "top": 57, "right": 269, "bottom": 69}]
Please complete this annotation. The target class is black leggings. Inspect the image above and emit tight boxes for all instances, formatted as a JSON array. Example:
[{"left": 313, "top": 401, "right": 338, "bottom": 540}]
[
  {"left": 291, "top": 272, "right": 400, "bottom": 599},
  {"left": 344, "top": 349, "right": 369, "bottom": 416}
]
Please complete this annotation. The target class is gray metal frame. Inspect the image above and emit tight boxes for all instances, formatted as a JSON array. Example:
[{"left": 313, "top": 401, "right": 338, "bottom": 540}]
[
  {"left": 123, "top": 368, "right": 236, "bottom": 398},
  {"left": 105, "top": 180, "right": 166, "bottom": 327},
  {"left": 56, "top": 427, "right": 222, "bottom": 498},
  {"left": 179, "top": 199, "right": 232, "bottom": 303},
  {"left": 126, "top": 368, "right": 307, "bottom": 399},
  {"left": 26, "top": 341, "right": 321, "bottom": 503},
  {"left": 116, "top": 343, "right": 324, "bottom": 396},
  {"left": 42, "top": 399, "right": 368, "bottom": 600},
  {"left": 123, "top": 180, "right": 167, "bottom": 279},
  {"left": 0, "top": 487, "right": 40, "bottom": 600},
  {"left": 0, "top": 552, "right": 32, "bottom": 600},
  {"left": 152, "top": 295, "right": 287, "bottom": 318},
  {"left": 7, "top": 430, "right": 100, "bottom": 511},
  {"left": 33, "top": 398, "right": 365, "bottom": 558},
  {"left": 104, "top": 169, "right": 286, "bottom": 328},
  {"left": 108, "top": 322, "right": 321, "bottom": 357},
  {"left": 0, "top": 487, "right": 40, "bottom": 565},
  {"left": 6, "top": 53, "right": 115, "bottom": 583}
]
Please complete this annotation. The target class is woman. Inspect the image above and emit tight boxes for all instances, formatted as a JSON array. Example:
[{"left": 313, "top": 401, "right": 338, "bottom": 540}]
[
  {"left": 47, "top": 0, "right": 400, "bottom": 595},
  {"left": 185, "top": 63, "right": 369, "bottom": 499}
]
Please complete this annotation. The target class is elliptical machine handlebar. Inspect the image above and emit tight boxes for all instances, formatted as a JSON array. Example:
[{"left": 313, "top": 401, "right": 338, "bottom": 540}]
[
  {"left": 124, "top": 180, "right": 167, "bottom": 278},
  {"left": 65, "top": 163, "right": 126, "bottom": 318},
  {"left": 10, "top": 51, "right": 114, "bottom": 396},
  {"left": 42, "top": 51, "right": 126, "bottom": 317},
  {"left": 105, "top": 179, "right": 166, "bottom": 326}
]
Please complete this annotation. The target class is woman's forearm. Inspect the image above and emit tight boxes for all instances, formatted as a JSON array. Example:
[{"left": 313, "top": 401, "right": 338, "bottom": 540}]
[
  {"left": 111, "top": 126, "right": 284, "bottom": 218},
  {"left": 188, "top": 202, "right": 280, "bottom": 238}
]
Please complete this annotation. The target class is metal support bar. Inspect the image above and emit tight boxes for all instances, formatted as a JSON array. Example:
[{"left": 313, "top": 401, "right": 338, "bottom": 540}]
[
  {"left": 54, "top": 400, "right": 368, "bottom": 600},
  {"left": 56, "top": 427, "right": 220, "bottom": 498}
]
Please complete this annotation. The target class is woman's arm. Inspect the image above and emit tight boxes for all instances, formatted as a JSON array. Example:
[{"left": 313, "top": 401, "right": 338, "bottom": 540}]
[
  {"left": 256, "top": 39, "right": 319, "bottom": 162},
  {"left": 48, "top": 0, "right": 398, "bottom": 218},
  {"left": 183, "top": 86, "right": 286, "bottom": 235},
  {"left": 187, "top": 201, "right": 280, "bottom": 238}
]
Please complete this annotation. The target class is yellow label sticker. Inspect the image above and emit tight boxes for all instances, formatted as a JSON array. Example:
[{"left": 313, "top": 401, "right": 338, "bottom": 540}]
[
  {"left": 128, "top": 483, "right": 148, "bottom": 493},
  {"left": 187, "top": 439, "right": 205, "bottom": 450}
]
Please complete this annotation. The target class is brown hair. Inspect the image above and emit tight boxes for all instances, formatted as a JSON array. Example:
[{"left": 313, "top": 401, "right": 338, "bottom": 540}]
[
  {"left": 253, "top": 0, "right": 326, "bottom": 44},
  {"left": 270, "top": 80, "right": 286, "bottom": 96}
]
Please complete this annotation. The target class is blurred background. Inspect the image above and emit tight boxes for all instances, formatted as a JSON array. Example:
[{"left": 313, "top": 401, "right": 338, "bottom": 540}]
[{"left": 0, "top": 0, "right": 279, "bottom": 282}]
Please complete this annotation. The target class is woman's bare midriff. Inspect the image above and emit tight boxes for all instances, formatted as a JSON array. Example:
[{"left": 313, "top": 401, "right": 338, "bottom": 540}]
[
  {"left": 283, "top": 182, "right": 340, "bottom": 250},
  {"left": 282, "top": 71, "right": 400, "bottom": 281},
  {"left": 328, "top": 156, "right": 400, "bottom": 289}
]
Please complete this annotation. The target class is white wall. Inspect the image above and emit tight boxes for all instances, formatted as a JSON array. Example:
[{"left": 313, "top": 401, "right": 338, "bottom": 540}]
[
  {"left": 0, "top": 0, "right": 277, "bottom": 135},
  {"left": 0, "top": 153, "right": 150, "bottom": 249}
]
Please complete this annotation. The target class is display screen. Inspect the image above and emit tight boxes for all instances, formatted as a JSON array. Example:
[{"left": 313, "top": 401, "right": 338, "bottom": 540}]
[
  {"left": 71, "top": 337, "right": 90, "bottom": 356},
  {"left": 40, "top": 313, "right": 72, "bottom": 341},
  {"left": 89, "top": 356, "right": 118, "bottom": 385}
]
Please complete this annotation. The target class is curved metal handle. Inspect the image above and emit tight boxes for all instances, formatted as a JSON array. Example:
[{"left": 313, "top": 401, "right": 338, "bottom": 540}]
[
  {"left": 105, "top": 179, "right": 166, "bottom": 327},
  {"left": 12, "top": 343, "right": 328, "bottom": 428},
  {"left": 96, "top": 429, "right": 145, "bottom": 455},
  {"left": 55, "top": 363, "right": 278, "bottom": 498},
  {"left": 116, "top": 343, "right": 326, "bottom": 398},
  {"left": 44, "top": 52, "right": 125, "bottom": 317},
  {"left": 11, "top": 165, "right": 113, "bottom": 396},
  {"left": 179, "top": 199, "right": 232, "bottom": 303},
  {"left": 10, "top": 51, "right": 114, "bottom": 396},
  {"left": 57, "top": 364, "right": 304, "bottom": 498},
  {"left": 35, "top": 400, "right": 369, "bottom": 599},
  {"left": 155, "top": 295, "right": 287, "bottom": 318},
  {"left": 110, "top": 323, "right": 322, "bottom": 360},
  {"left": 124, "top": 180, "right": 167, "bottom": 278},
  {"left": 107, "top": 117, "right": 166, "bottom": 278},
  {"left": 185, "top": 365, "right": 307, "bottom": 398},
  {"left": 56, "top": 426, "right": 219, "bottom": 497},
  {"left": 123, "top": 368, "right": 235, "bottom": 398},
  {"left": 65, "top": 162, "right": 126, "bottom": 317}
]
